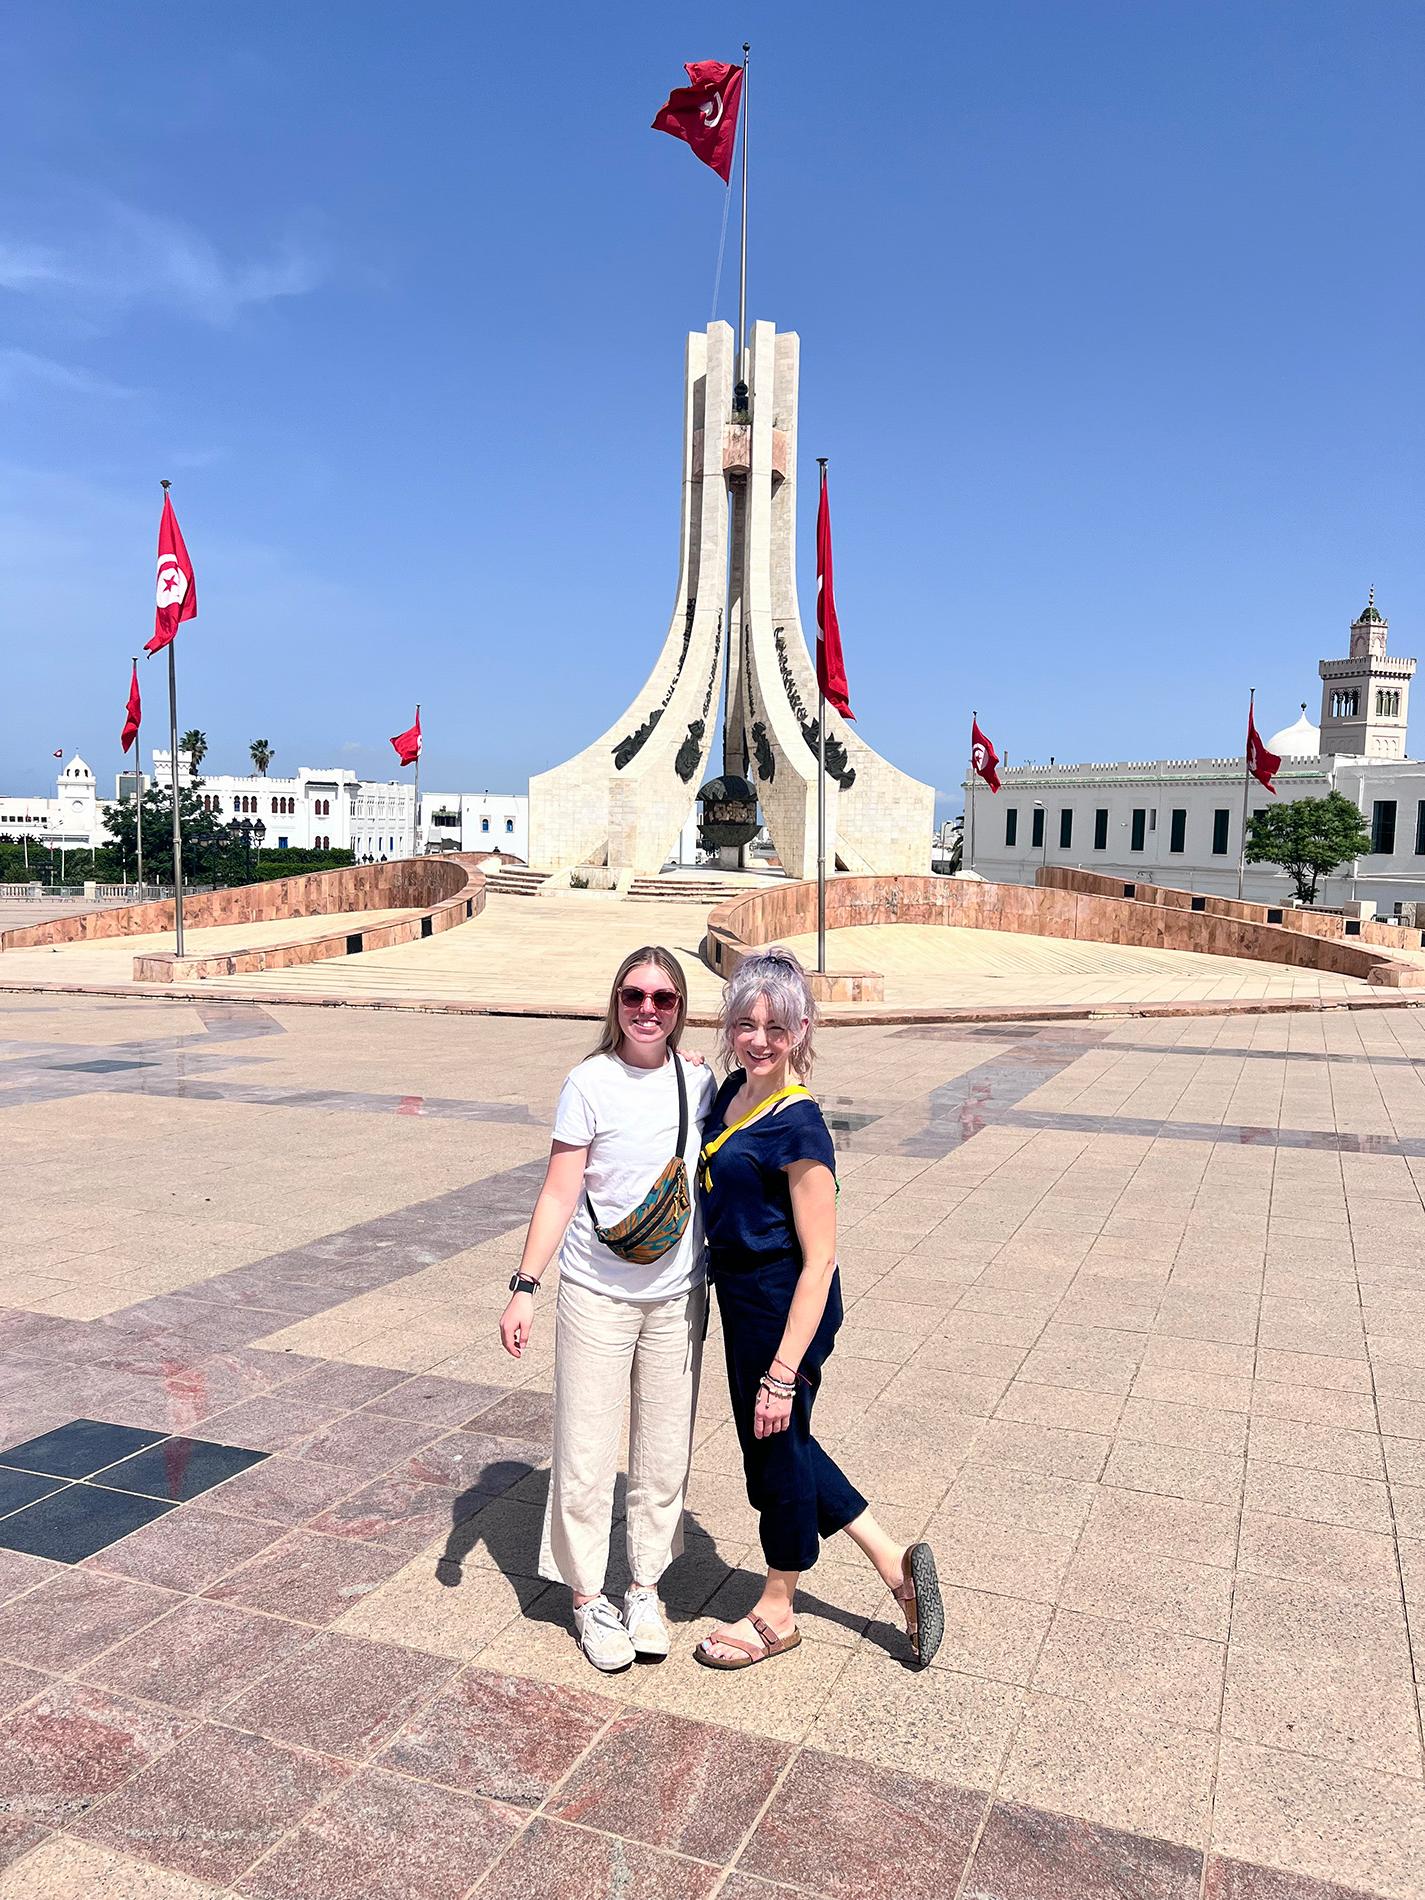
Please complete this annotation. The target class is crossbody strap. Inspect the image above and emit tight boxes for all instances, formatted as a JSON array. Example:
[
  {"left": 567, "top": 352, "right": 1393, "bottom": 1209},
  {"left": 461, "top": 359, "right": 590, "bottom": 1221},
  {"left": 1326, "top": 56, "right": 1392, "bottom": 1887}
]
[
  {"left": 585, "top": 1053, "right": 689, "bottom": 1229},
  {"left": 700, "top": 1082, "right": 812, "bottom": 1189}
]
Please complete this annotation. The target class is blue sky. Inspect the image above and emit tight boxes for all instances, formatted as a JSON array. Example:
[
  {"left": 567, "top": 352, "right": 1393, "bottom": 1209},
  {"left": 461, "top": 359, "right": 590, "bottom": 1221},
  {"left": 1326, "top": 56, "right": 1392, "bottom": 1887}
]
[{"left": 2, "top": 3, "right": 1420, "bottom": 820}]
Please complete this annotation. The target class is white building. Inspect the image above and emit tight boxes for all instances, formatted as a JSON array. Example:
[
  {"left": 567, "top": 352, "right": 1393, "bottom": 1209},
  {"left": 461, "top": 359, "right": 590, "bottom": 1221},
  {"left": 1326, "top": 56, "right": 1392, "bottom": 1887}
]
[
  {"left": 969, "top": 595, "right": 1425, "bottom": 912},
  {"left": 0, "top": 750, "right": 528, "bottom": 865}
]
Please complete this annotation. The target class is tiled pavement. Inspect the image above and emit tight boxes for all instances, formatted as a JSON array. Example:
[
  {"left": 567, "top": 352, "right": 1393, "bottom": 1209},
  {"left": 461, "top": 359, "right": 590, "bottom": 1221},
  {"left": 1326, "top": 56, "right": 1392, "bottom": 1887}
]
[{"left": 0, "top": 993, "right": 1424, "bottom": 1896}]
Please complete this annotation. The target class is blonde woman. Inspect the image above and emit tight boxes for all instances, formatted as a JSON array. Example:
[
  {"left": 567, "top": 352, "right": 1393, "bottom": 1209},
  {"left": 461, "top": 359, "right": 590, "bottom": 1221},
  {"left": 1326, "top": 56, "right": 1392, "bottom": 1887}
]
[
  {"left": 694, "top": 947, "right": 943, "bottom": 1670},
  {"left": 499, "top": 946, "right": 715, "bottom": 1673}
]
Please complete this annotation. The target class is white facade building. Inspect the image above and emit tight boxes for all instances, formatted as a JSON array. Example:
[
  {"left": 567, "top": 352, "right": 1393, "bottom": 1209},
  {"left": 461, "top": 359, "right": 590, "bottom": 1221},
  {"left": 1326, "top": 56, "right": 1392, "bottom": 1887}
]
[
  {"left": 0, "top": 750, "right": 528, "bottom": 865},
  {"left": 969, "top": 596, "right": 1425, "bottom": 912}
]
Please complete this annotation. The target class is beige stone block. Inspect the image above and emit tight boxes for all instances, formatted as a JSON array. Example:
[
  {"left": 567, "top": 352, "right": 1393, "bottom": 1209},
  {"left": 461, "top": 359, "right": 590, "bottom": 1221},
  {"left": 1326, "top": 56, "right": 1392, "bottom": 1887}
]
[
  {"left": 1237, "top": 1511, "right": 1400, "bottom": 1594},
  {"left": 1223, "top": 1644, "right": 1423, "bottom": 1776},
  {"left": 1032, "top": 1608, "right": 1225, "bottom": 1730},
  {"left": 967, "top": 1418, "right": 1110, "bottom": 1483},
  {"left": 809, "top": 1647, "right": 1023, "bottom": 1790},
  {"left": 1100, "top": 1439, "right": 1243, "bottom": 1506},
  {"left": 332, "top": 1552, "right": 542, "bottom": 1659},
  {"left": 1212, "top": 1738, "right": 1425, "bottom": 1900},
  {"left": 997, "top": 1691, "right": 1216, "bottom": 1849},
  {"left": 0, "top": 1838, "right": 217, "bottom": 1898},
  {"left": 1242, "top": 1460, "right": 1392, "bottom": 1535}
]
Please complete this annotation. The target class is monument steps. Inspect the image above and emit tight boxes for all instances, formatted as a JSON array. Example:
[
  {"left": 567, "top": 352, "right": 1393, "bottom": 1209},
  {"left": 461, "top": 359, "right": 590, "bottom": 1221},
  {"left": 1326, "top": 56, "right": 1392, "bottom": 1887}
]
[
  {"left": 483, "top": 869, "right": 550, "bottom": 897},
  {"left": 625, "top": 877, "right": 752, "bottom": 905}
]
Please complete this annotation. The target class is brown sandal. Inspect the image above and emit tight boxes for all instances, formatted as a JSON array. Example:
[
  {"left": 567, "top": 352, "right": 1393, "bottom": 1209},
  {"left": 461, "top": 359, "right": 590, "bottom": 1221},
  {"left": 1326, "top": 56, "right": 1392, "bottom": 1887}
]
[
  {"left": 896, "top": 1542, "right": 944, "bottom": 1668},
  {"left": 693, "top": 1612, "right": 802, "bottom": 1671}
]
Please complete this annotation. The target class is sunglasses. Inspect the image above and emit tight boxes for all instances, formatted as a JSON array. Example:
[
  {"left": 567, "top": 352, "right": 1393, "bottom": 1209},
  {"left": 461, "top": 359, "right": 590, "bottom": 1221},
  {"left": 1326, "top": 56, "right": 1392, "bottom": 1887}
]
[{"left": 618, "top": 985, "right": 680, "bottom": 1013}]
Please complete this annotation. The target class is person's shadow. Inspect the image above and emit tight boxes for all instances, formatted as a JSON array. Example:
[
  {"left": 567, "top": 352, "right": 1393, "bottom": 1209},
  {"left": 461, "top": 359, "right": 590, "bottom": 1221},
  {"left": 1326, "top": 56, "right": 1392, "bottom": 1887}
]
[{"left": 433, "top": 1461, "right": 911, "bottom": 1662}]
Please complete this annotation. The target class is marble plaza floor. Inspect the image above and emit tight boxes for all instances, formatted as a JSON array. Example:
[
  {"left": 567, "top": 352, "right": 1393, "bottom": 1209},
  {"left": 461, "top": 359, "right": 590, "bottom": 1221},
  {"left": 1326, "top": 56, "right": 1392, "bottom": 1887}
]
[{"left": 0, "top": 991, "right": 1424, "bottom": 1897}]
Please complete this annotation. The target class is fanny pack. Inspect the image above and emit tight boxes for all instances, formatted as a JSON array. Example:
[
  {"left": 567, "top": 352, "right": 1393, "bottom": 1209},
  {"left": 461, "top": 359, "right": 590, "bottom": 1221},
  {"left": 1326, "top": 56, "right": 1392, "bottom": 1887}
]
[{"left": 585, "top": 1055, "right": 691, "bottom": 1265}]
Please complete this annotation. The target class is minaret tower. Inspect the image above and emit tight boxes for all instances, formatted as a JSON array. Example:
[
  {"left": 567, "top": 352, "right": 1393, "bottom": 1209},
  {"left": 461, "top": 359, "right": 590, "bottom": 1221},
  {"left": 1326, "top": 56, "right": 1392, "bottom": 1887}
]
[{"left": 1317, "top": 588, "right": 1415, "bottom": 757}]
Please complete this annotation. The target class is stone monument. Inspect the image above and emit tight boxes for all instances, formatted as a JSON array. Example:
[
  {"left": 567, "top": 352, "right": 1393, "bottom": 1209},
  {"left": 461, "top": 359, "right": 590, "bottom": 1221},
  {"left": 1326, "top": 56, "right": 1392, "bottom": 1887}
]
[{"left": 529, "top": 319, "right": 933, "bottom": 882}]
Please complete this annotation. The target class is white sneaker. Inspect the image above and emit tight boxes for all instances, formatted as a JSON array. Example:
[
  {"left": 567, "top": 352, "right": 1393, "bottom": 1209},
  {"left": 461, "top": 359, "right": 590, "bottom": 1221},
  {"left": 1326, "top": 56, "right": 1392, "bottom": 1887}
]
[
  {"left": 574, "top": 1595, "right": 636, "bottom": 1673},
  {"left": 623, "top": 1586, "right": 670, "bottom": 1661}
]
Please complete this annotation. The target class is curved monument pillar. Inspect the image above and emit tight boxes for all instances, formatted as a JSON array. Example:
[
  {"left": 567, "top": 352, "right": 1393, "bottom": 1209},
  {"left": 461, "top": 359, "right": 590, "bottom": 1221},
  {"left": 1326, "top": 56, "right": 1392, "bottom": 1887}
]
[
  {"left": 528, "top": 326, "right": 732, "bottom": 879},
  {"left": 738, "top": 320, "right": 933, "bottom": 878},
  {"left": 528, "top": 317, "right": 933, "bottom": 883}
]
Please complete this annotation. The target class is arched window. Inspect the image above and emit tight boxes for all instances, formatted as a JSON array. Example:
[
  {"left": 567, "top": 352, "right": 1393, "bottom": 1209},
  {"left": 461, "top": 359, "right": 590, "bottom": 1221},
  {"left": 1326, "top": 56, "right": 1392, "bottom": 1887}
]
[{"left": 505, "top": 818, "right": 514, "bottom": 833}]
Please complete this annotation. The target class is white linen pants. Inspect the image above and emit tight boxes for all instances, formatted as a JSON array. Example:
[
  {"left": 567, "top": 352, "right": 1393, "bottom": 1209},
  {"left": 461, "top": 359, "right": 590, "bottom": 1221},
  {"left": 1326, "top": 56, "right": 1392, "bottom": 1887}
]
[{"left": 538, "top": 1277, "right": 705, "bottom": 1598}]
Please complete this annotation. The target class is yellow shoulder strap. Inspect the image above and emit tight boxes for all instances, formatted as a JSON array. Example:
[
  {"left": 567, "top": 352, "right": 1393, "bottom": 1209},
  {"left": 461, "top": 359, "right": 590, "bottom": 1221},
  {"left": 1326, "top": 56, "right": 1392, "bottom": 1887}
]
[{"left": 700, "top": 1084, "right": 812, "bottom": 1190}]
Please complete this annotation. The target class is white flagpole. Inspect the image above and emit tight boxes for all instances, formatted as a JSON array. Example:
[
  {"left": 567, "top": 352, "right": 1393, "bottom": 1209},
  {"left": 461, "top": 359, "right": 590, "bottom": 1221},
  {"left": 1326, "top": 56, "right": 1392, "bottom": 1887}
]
[
  {"left": 412, "top": 704, "right": 422, "bottom": 859},
  {"left": 132, "top": 655, "right": 144, "bottom": 894},
  {"left": 160, "top": 483, "right": 186, "bottom": 955},
  {"left": 815, "top": 458, "right": 828, "bottom": 973},
  {"left": 1237, "top": 687, "right": 1254, "bottom": 901},
  {"left": 968, "top": 713, "right": 977, "bottom": 874},
  {"left": 735, "top": 41, "right": 750, "bottom": 405}
]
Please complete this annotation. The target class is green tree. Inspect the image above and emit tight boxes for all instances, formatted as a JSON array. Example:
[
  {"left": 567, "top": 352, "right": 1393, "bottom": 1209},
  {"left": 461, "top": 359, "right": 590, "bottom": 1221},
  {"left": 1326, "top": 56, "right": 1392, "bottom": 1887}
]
[
  {"left": 249, "top": 739, "right": 273, "bottom": 775},
  {"left": 103, "top": 785, "right": 248, "bottom": 887},
  {"left": 1244, "top": 790, "right": 1371, "bottom": 904},
  {"left": 180, "top": 728, "right": 208, "bottom": 775}
]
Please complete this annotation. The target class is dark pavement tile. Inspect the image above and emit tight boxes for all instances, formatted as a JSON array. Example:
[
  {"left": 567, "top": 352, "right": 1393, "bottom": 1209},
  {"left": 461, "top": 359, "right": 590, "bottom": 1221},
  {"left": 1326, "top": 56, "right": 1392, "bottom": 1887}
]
[
  {"left": 0, "top": 1681, "right": 189, "bottom": 1831},
  {"left": 739, "top": 1747, "right": 986, "bottom": 1900},
  {"left": 224, "top": 1631, "right": 455, "bottom": 1758},
  {"left": 201, "top": 1453, "right": 366, "bottom": 1526},
  {"left": 382, "top": 1664, "right": 612, "bottom": 1807},
  {"left": 234, "top": 1763, "right": 520, "bottom": 1900},
  {"left": 74, "top": 1721, "right": 351, "bottom": 1885},
  {"left": 202, "top": 1529, "right": 406, "bottom": 1625},
  {"left": 95, "top": 1436, "right": 268, "bottom": 1502},
  {"left": 80, "top": 1597, "right": 311, "bottom": 1713},
  {"left": 0, "top": 1567, "right": 175, "bottom": 1672},
  {"left": 965, "top": 1801, "right": 1203, "bottom": 1898},
  {"left": 549, "top": 1708, "right": 788, "bottom": 1863},
  {"left": 0, "top": 1481, "right": 174, "bottom": 1563},
  {"left": 87, "top": 1504, "right": 284, "bottom": 1592},
  {"left": 478, "top": 1817, "right": 722, "bottom": 1900}
]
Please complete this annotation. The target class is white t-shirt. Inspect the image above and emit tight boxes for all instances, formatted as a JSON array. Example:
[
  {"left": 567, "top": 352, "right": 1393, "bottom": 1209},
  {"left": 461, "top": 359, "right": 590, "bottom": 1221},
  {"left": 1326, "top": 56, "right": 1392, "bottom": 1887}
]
[{"left": 554, "top": 1050, "right": 716, "bottom": 1302}]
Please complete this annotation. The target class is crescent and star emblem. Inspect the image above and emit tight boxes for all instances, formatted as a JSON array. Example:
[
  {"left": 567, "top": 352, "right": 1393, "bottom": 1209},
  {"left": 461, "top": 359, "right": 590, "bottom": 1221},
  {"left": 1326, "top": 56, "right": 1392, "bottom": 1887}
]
[
  {"left": 972, "top": 743, "right": 988, "bottom": 771},
  {"left": 156, "top": 556, "right": 189, "bottom": 609},
  {"left": 701, "top": 89, "right": 725, "bottom": 128}
]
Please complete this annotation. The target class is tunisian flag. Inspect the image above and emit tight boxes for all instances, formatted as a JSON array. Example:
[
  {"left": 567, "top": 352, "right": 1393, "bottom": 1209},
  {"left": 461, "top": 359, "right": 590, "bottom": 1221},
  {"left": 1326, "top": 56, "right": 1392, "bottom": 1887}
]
[
  {"left": 815, "top": 465, "right": 854, "bottom": 721},
  {"left": 121, "top": 661, "right": 142, "bottom": 754},
  {"left": 651, "top": 60, "right": 744, "bottom": 183},
  {"left": 145, "top": 491, "right": 197, "bottom": 656},
  {"left": 971, "top": 718, "right": 1001, "bottom": 792},
  {"left": 390, "top": 709, "right": 422, "bottom": 767},
  {"left": 1247, "top": 703, "right": 1281, "bottom": 794}
]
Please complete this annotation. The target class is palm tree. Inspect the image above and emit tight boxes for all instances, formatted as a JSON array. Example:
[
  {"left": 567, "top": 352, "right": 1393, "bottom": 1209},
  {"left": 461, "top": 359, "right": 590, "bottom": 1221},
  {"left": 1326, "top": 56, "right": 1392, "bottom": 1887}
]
[
  {"left": 180, "top": 729, "right": 208, "bottom": 775},
  {"left": 249, "top": 739, "right": 273, "bottom": 775}
]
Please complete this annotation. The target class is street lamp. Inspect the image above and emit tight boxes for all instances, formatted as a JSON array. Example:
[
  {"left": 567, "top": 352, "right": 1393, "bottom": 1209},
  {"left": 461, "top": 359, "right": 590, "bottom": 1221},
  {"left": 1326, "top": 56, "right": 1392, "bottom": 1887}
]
[{"left": 253, "top": 819, "right": 266, "bottom": 872}]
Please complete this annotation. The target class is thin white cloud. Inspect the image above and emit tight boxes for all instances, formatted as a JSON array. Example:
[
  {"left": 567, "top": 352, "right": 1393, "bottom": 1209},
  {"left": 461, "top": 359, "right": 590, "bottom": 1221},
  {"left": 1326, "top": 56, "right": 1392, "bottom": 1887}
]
[
  {"left": 0, "top": 348, "right": 134, "bottom": 400},
  {"left": 0, "top": 201, "right": 325, "bottom": 327}
]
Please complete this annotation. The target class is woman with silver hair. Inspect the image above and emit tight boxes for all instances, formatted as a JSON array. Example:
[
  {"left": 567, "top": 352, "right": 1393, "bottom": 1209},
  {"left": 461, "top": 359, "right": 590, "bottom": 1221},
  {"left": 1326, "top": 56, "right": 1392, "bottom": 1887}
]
[{"left": 694, "top": 947, "right": 943, "bottom": 1670}]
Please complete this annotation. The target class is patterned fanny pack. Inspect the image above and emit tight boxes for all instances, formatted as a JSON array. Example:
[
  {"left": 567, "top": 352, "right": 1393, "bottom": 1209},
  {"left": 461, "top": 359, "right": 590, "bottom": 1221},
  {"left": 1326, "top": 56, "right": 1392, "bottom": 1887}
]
[{"left": 585, "top": 1055, "right": 692, "bottom": 1265}]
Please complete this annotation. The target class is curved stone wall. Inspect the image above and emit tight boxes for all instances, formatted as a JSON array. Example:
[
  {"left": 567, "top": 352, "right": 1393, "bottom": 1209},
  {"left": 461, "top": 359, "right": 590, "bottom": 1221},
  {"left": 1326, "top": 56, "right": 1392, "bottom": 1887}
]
[
  {"left": 0, "top": 855, "right": 487, "bottom": 985},
  {"left": 704, "top": 874, "right": 1425, "bottom": 1000}
]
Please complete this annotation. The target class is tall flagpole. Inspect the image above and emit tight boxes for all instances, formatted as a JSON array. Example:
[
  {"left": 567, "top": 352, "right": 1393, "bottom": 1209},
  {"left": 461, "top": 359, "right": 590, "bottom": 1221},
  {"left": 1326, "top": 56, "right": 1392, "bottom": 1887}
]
[
  {"left": 815, "top": 458, "right": 828, "bottom": 973},
  {"left": 412, "top": 704, "right": 422, "bottom": 860},
  {"left": 160, "top": 482, "right": 185, "bottom": 955},
  {"left": 967, "top": 712, "right": 978, "bottom": 874},
  {"left": 1236, "top": 686, "right": 1255, "bottom": 901},
  {"left": 735, "top": 41, "right": 750, "bottom": 407},
  {"left": 132, "top": 655, "right": 144, "bottom": 894}
]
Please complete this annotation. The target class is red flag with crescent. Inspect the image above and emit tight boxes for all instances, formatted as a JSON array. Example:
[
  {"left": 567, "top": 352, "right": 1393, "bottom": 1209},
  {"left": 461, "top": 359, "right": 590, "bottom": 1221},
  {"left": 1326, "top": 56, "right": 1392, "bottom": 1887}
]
[
  {"left": 390, "top": 710, "right": 421, "bottom": 767},
  {"left": 815, "top": 465, "right": 854, "bottom": 721},
  {"left": 971, "top": 718, "right": 1001, "bottom": 792},
  {"left": 651, "top": 60, "right": 744, "bottom": 183},
  {"left": 121, "top": 661, "right": 142, "bottom": 754},
  {"left": 1247, "top": 704, "right": 1281, "bottom": 794},
  {"left": 145, "top": 492, "right": 197, "bottom": 655}
]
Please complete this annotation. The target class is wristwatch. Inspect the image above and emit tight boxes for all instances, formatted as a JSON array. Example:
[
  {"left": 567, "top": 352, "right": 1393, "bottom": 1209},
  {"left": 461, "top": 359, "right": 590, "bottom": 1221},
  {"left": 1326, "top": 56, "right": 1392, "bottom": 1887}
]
[{"left": 508, "top": 1273, "right": 541, "bottom": 1296}]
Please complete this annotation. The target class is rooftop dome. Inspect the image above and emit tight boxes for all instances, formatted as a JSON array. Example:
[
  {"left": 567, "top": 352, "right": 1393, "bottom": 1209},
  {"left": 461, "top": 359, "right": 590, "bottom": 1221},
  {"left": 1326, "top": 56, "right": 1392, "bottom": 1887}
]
[
  {"left": 1265, "top": 704, "right": 1320, "bottom": 758},
  {"left": 1355, "top": 584, "right": 1384, "bottom": 627}
]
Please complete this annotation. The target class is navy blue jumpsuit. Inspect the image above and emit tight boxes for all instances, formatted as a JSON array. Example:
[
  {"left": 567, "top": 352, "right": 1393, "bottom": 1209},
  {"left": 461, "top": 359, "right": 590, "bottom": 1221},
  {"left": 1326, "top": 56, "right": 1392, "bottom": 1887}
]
[{"left": 700, "top": 1072, "right": 867, "bottom": 1572}]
